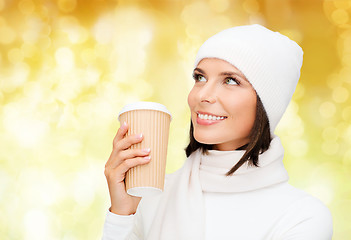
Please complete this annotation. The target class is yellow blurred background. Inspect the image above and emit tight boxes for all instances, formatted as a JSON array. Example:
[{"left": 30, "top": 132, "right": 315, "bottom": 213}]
[{"left": 0, "top": 0, "right": 350, "bottom": 239}]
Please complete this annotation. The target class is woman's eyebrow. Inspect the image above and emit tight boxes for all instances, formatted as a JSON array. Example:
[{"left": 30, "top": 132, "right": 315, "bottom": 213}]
[
  {"left": 219, "top": 71, "right": 238, "bottom": 76},
  {"left": 193, "top": 68, "right": 248, "bottom": 82},
  {"left": 220, "top": 71, "right": 249, "bottom": 82},
  {"left": 193, "top": 68, "right": 205, "bottom": 74}
]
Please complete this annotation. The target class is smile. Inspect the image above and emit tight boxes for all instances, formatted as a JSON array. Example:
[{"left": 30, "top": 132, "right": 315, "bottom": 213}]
[
  {"left": 197, "top": 113, "right": 226, "bottom": 120},
  {"left": 196, "top": 112, "right": 227, "bottom": 126}
]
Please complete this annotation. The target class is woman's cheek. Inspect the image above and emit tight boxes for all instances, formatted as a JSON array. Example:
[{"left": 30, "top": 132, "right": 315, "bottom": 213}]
[{"left": 187, "top": 88, "right": 196, "bottom": 109}]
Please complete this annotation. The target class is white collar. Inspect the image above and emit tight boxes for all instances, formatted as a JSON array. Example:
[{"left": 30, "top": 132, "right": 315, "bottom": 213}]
[{"left": 199, "top": 136, "right": 289, "bottom": 192}]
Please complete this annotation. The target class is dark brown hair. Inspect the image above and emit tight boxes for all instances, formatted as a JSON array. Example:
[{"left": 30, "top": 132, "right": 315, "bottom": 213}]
[{"left": 185, "top": 94, "right": 272, "bottom": 176}]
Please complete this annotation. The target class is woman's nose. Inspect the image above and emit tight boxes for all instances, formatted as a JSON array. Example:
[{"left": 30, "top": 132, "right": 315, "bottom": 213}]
[{"left": 199, "top": 83, "right": 216, "bottom": 103}]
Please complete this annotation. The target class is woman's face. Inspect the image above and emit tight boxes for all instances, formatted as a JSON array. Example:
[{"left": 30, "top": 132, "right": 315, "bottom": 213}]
[{"left": 188, "top": 58, "right": 257, "bottom": 151}]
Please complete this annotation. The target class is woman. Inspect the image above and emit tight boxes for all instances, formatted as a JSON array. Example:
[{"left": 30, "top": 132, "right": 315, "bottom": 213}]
[{"left": 102, "top": 24, "right": 333, "bottom": 239}]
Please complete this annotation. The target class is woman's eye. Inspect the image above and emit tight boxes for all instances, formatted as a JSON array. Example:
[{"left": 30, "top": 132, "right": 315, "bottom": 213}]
[
  {"left": 193, "top": 73, "right": 206, "bottom": 82},
  {"left": 225, "top": 78, "right": 239, "bottom": 85}
]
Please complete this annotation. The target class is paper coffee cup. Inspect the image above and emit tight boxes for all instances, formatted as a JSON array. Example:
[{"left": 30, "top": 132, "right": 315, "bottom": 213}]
[{"left": 118, "top": 102, "right": 172, "bottom": 197}]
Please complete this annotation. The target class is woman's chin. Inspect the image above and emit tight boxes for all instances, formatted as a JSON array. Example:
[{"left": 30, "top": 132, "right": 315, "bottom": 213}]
[{"left": 193, "top": 134, "right": 217, "bottom": 145}]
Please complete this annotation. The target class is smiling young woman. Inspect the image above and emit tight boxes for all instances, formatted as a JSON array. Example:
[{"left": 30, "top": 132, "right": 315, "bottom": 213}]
[{"left": 102, "top": 24, "right": 333, "bottom": 240}]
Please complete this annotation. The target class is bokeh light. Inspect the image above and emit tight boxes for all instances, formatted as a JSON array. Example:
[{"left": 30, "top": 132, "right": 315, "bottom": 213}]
[{"left": 0, "top": 0, "right": 350, "bottom": 239}]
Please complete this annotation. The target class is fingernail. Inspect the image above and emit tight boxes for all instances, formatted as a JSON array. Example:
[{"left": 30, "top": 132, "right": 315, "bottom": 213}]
[
  {"left": 144, "top": 156, "right": 151, "bottom": 160},
  {"left": 142, "top": 148, "right": 151, "bottom": 153},
  {"left": 137, "top": 133, "right": 143, "bottom": 139}
]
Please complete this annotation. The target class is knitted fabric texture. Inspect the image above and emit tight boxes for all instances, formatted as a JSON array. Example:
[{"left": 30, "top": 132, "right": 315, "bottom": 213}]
[{"left": 194, "top": 24, "right": 303, "bottom": 134}]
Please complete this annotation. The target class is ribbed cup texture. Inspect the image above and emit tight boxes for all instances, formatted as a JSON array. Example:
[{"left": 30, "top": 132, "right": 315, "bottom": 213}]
[{"left": 119, "top": 109, "right": 171, "bottom": 194}]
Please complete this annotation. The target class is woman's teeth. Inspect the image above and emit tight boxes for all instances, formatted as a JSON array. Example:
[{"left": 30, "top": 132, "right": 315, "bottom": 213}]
[{"left": 197, "top": 113, "right": 226, "bottom": 120}]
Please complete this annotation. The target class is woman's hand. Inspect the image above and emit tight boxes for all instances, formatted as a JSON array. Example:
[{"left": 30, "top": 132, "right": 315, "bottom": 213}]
[{"left": 104, "top": 122, "right": 151, "bottom": 215}]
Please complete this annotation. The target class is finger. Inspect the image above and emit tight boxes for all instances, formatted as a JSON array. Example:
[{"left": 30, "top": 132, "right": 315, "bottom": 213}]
[
  {"left": 114, "top": 133, "right": 144, "bottom": 151},
  {"left": 106, "top": 134, "right": 145, "bottom": 168},
  {"left": 107, "top": 148, "right": 151, "bottom": 169},
  {"left": 119, "top": 148, "right": 151, "bottom": 163},
  {"left": 117, "top": 156, "right": 152, "bottom": 174},
  {"left": 113, "top": 121, "right": 128, "bottom": 145}
]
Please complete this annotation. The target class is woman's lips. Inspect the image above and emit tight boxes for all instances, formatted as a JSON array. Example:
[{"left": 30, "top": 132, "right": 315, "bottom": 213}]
[{"left": 196, "top": 112, "right": 227, "bottom": 125}]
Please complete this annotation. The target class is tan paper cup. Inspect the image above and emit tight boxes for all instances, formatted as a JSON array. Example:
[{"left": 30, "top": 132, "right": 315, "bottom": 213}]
[{"left": 118, "top": 102, "right": 172, "bottom": 197}]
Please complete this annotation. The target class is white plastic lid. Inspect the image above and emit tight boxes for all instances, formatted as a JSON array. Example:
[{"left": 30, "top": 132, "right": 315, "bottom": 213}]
[{"left": 118, "top": 101, "right": 172, "bottom": 120}]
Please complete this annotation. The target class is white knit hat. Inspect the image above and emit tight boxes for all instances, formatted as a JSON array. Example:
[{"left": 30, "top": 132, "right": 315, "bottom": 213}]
[{"left": 194, "top": 24, "right": 303, "bottom": 134}]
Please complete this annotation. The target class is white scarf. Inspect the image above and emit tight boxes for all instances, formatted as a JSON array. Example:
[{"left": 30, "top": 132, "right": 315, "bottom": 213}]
[{"left": 146, "top": 136, "right": 289, "bottom": 240}]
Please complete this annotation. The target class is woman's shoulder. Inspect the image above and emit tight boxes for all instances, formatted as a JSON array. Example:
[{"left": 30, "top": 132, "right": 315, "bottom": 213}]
[
  {"left": 278, "top": 194, "right": 333, "bottom": 238},
  {"left": 276, "top": 183, "right": 333, "bottom": 234},
  {"left": 263, "top": 183, "right": 333, "bottom": 238},
  {"left": 256, "top": 182, "right": 332, "bottom": 224},
  {"left": 275, "top": 182, "right": 332, "bottom": 217},
  {"left": 289, "top": 192, "right": 332, "bottom": 221}
]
